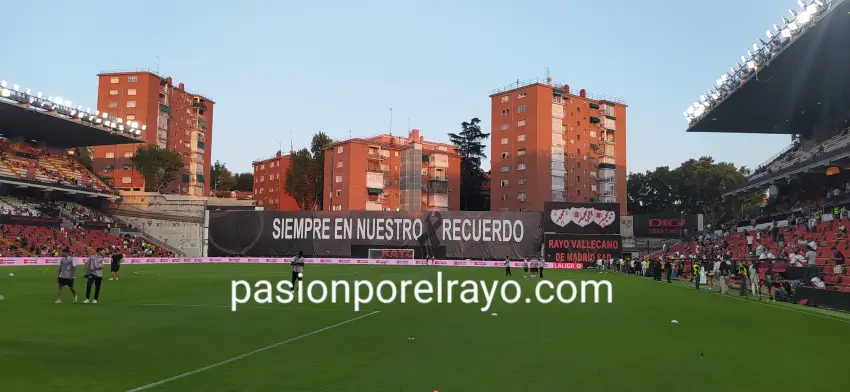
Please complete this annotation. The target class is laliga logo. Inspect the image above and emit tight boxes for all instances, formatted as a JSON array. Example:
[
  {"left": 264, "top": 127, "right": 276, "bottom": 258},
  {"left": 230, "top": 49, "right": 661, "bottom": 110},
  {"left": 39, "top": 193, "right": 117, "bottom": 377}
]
[
  {"left": 648, "top": 218, "right": 685, "bottom": 227},
  {"left": 550, "top": 207, "right": 616, "bottom": 228}
]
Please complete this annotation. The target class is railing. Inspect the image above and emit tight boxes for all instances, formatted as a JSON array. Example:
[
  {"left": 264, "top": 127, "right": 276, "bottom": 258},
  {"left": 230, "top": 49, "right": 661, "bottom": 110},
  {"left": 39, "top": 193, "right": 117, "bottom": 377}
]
[
  {"left": 367, "top": 152, "right": 385, "bottom": 160},
  {"left": 491, "top": 76, "right": 626, "bottom": 104},
  {"left": 751, "top": 140, "right": 798, "bottom": 174}
]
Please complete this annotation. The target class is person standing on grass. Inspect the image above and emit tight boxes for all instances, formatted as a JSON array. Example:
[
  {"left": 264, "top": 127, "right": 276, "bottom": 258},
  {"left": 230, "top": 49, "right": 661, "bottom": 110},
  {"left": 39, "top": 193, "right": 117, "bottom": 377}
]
[
  {"left": 55, "top": 248, "right": 77, "bottom": 304},
  {"left": 504, "top": 256, "right": 512, "bottom": 277},
  {"left": 665, "top": 259, "right": 672, "bottom": 283},
  {"left": 290, "top": 251, "right": 305, "bottom": 291},
  {"left": 538, "top": 256, "right": 545, "bottom": 279},
  {"left": 522, "top": 258, "right": 529, "bottom": 278},
  {"left": 692, "top": 262, "right": 701, "bottom": 290},
  {"left": 109, "top": 251, "right": 123, "bottom": 281},
  {"left": 737, "top": 262, "right": 749, "bottom": 297},
  {"left": 718, "top": 260, "right": 730, "bottom": 294},
  {"left": 84, "top": 248, "right": 105, "bottom": 304}
]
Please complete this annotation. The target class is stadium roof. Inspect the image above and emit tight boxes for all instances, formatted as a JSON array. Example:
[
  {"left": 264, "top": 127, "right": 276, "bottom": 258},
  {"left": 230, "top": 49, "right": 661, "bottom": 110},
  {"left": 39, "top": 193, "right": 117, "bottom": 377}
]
[
  {"left": 686, "top": 0, "right": 850, "bottom": 134},
  {"left": 0, "top": 98, "right": 143, "bottom": 147}
]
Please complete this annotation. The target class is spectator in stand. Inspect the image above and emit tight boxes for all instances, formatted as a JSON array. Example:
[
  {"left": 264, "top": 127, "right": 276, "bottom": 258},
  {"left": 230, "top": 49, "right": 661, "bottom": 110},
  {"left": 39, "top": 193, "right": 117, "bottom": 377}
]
[
  {"left": 831, "top": 246, "right": 845, "bottom": 275},
  {"left": 806, "top": 246, "right": 817, "bottom": 267}
]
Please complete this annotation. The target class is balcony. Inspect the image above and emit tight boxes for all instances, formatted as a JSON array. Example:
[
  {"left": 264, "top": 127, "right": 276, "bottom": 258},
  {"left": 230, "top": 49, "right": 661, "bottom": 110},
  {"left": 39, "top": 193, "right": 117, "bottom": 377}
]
[
  {"left": 380, "top": 164, "right": 390, "bottom": 172},
  {"left": 366, "top": 164, "right": 382, "bottom": 173},
  {"left": 427, "top": 180, "right": 449, "bottom": 194},
  {"left": 598, "top": 176, "right": 615, "bottom": 184},
  {"left": 428, "top": 153, "right": 449, "bottom": 168},
  {"left": 367, "top": 151, "right": 385, "bottom": 160},
  {"left": 365, "top": 201, "right": 383, "bottom": 211},
  {"left": 366, "top": 172, "right": 384, "bottom": 189},
  {"left": 427, "top": 194, "right": 449, "bottom": 208},
  {"left": 159, "top": 103, "right": 170, "bottom": 113}
]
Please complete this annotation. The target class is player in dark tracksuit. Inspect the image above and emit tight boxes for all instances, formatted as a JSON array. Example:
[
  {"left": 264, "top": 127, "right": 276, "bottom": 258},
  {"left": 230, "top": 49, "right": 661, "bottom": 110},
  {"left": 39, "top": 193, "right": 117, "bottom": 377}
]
[{"left": 504, "top": 257, "right": 512, "bottom": 276}]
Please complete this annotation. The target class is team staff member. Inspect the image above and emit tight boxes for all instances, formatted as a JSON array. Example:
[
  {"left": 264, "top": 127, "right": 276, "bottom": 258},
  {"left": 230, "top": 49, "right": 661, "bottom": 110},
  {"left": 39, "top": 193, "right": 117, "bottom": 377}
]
[
  {"left": 503, "top": 256, "right": 512, "bottom": 277},
  {"left": 109, "top": 251, "right": 123, "bottom": 281},
  {"left": 84, "top": 248, "right": 105, "bottom": 304},
  {"left": 290, "top": 251, "right": 305, "bottom": 291},
  {"left": 55, "top": 248, "right": 77, "bottom": 304},
  {"left": 738, "top": 262, "right": 749, "bottom": 297},
  {"left": 692, "top": 262, "right": 701, "bottom": 290},
  {"left": 538, "top": 256, "right": 545, "bottom": 278}
]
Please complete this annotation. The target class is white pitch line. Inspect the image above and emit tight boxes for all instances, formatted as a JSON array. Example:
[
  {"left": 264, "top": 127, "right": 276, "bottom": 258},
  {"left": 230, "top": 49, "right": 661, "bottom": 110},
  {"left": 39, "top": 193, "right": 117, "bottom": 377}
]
[
  {"left": 663, "top": 278, "right": 850, "bottom": 324},
  {"left": 109, "top": 303, "right": 358, "bottom": 312},
  {"left": 126, "top": 310, "right": 381, "bottom": 392}
]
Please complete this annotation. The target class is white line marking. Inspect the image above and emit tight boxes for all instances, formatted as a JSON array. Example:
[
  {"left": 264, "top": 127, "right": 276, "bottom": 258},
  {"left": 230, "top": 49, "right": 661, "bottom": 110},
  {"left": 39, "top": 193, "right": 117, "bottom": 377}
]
[
  {"left": 664, "top": 279, "right": 850, "bottom": 324},
  {"left": 126, "top": 310, "right": 380, "bottom": 392},
  {"left": 109, "top": 303, "right": 358, "bottom": 312}
]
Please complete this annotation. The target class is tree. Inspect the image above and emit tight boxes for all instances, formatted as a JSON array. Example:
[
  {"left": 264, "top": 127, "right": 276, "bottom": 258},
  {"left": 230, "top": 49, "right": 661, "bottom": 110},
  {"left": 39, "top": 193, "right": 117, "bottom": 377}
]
[
  {"left": 309, "top": 132, "right": 333, "bottom": 209},
  {"left": 131, "top": 145, "right": 184, "bottom": 193},
  {"left": 627, "top": 156, "right": 762, "bottom": 226},
  {"left": 448, "top": 118, "right": 490, "bottom": 211},
  {"left": 211, "top": 161, "right": 236, "bottom": 191},
  {"left": 75, "top": 147, "right": 94, "bottom": 172},
  {"left": 234, "top": 172, "right": 254, "bottom": 192},
  {"left": 284, "top": 148, "right": 315, "bottom": 210}
]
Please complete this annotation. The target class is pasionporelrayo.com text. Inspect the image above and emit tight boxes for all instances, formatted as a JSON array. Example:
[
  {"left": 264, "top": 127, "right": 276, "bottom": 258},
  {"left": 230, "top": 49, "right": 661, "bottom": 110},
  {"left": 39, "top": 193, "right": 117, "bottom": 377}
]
[{"left": 231, "top": 272, "right": 612, "bottom": 312}]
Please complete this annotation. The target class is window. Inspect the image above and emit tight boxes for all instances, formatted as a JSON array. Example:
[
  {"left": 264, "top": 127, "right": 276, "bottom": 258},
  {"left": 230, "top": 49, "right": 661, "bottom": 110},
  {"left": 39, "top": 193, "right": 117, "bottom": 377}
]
[
  {"left": 103, "top": 164, "right": 113, "bottom": 171},
  {"left": 517, "top": 163, "right": 526, "bottom": 171},
  {"left": 517, "top": 134, "right": 526, "bottom": 142},
  {"left": 128, "top": 76, "right": 137, "bottom": 83},
  {"left": 336, "top": 190, "right": 342, "bottom": 197},
  {"left": 124, "top": 151, "right": 133, "bottom": 158},
  {"left": 517, "top": 120, "right": 526, "bottom": 127},
  {"left": 127, "top": 89, "right": 137, "bottom": 96},
  {"left": 335, "top": 175, "right": 342, "bottom": 183},
  {"left": 122, "top": 164, "right": 131, "bottom": 170},
  {"left": 108, "top": 102, "right": 118, "bottom": 108},
  {"left": 518, "top": 92, "right": 527, "bottom": 98},
  {"left": 500, "top": 137, "right": 509, "bottom": 145},
  {"left": 501, "top": 152, "right": 509, "bottom": 159},
  {"left": 109, "top": 90, "right": 119, "bottom": 96},
  {"left": 577, "top": 107, "right": 581, "bottom": 113},
  {"left": 517, "top": 105, "right": 527, "bottom": 113},
  {"left": 590, "top": 130, "right": 597, "bottom": 137},
  {"left": 336, "top": 146, "right": 344, "bottom": 153},
  {"left": 500, "top": 96, "right": 509, "bottom": 103},
  {"left": 591, "top": 184, "right": 597, "bottom": 192},
  {"left": 500, "top": 124, "right": 510, "bottom": 131},
  {"left": 500, "top": 194, "right": 509, "bottom": 201},
  {"left": 105, "top": 152, "right": 115, "bottom": 159},
  {"left": 500, "top": 166, "right": 509, "bottom": 173},
  {"left": 517, "top": 148, "right": 527, "bottom": 156},
  {"left": 126, "top": 114, "right": 136, "bottom": 121},
  {"left": 110, "top": 77, "right": 119, "bottom": 84},
  {"left": 126, "top": 101, "right": 136, "bottom": 108},
  {"left": 336, "top": 160, "right": 343, "bottom": 168},
  {"left": 518, "top": 177, "right": 527, "bottom": 185},
  {"left": 122, "top": 177, "right": 131, "bottom": 184},
  {"left": 517, "top": 192, "right": 527, "bottom": 201},
  {"left": 501, "top": 109, "right": 510, "bottom": 116},
  {"left": 500, "top": 180, "right": 509, "bottom": 187}
]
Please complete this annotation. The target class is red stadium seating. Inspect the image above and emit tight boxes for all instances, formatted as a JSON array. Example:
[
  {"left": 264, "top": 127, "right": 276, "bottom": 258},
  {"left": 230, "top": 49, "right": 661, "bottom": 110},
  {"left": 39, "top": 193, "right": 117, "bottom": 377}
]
[{"left": 0, "top": 139, "right": 112, "bottom": 193}]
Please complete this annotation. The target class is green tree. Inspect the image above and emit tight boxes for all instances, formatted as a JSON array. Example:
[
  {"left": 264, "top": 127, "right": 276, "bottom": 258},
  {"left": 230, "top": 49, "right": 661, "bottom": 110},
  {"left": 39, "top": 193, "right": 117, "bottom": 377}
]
[
  {"left": 131, "top": 145, "right": 184, "bottom": 192},
  {"left": 448, "top": 118, "right": 490, "bottom": 211},
  {"left": 284, "top": 148, "right": 315, "bottom": 210},
  {"left": 211, "top": 161, "right": 236, "bottom": 191},
  {"left": 75, "top": 147, "right": 94, "bottom": 172},
  {"left": 309, "top": 132, "right": 333, "bottom": 209},
  {"left": 626, "top": 156, "right": 761, "bottom": 226},
  {"left": 234, "top": 172, "right": 254, "bottom": 192}
]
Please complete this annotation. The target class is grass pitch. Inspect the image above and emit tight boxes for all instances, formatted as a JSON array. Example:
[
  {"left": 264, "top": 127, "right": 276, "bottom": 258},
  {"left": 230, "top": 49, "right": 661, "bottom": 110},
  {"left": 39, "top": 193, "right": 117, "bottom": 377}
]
[{"left": 1, "top": 264, "right": 848, "bottom": 391}]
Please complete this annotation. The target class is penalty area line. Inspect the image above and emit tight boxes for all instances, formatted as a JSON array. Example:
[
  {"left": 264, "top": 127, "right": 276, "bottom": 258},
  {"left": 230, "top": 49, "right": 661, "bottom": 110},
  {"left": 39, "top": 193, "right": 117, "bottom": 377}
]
[{"left": 125, "top": 310, "right": 381, "bottom": 392}]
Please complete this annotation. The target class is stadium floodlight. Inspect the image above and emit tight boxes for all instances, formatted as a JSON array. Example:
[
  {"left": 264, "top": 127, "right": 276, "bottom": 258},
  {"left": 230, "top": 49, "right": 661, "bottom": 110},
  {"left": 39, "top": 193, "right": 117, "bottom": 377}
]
[
  {"left": 141, "top": 125, "right": 147, "bottom": 131},
  {"left": 25, "top": 88, "right": 31, "bottom": 95},
  {"left": 0, "top": 89, "right": 10, "bottom": 98},
  {"left": 95, "top": 118, "right": 102, "bottom": 124},
  {"left": 36, "top": 92, "right": 42, "bottom": 98},
  {"left": 781, "top": 28, "right": 793, "bottom": 38},
  {"left": 101, "top": 112, "right": 108, "bottom": 118},
  {"left": 807, "top": 3, "right": 819, "bottom": 14},
  {"left": 134, "top": 129, "right": 142, "bottom": 136},
  {"left": 797, "top": 0, "right": 805, "bottom": 7},
  {"left": 104, "top": 121, "right": 111, "bottom": 127},
  {"left": 116, "top": 117, "right": 123, "bottom": 124},
  {"left": 788, "top": 22, "right": 799, "bottom": 31},
  {"left": 0, "top": 80, "right": 7, "bottom": 87},
  {"left": 789, "top": 9, "right": 798, "bottom": 18},
  {"left": 118, "top": 125, "right": 124, "bottom": 131},
  {"left": 12, "top": 84, "right": 19, "bottom": 91},
  {"left": 711, "top": 92, "right": 720, "bottom": 100},
  {"left": 85, "top": 108, "right": 91, "bottom": 114},
  {"left": 131, "top": 121, "right": 139, "bottom": 128},
  {"left": 766, "top": 30, "right": 774, "bottom": 39},
  {"left": 815, "top": 0, "right": 824, "bottom": 6},
  {"left": 747, "top": 61, "right": 757, "bottom": 70}
]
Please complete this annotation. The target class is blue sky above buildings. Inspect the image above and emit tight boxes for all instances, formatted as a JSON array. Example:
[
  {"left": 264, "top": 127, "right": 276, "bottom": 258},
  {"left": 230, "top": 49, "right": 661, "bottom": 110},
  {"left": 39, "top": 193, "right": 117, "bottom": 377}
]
[{"left": 1, "top": 0, "right": 797, "bottom": 173}]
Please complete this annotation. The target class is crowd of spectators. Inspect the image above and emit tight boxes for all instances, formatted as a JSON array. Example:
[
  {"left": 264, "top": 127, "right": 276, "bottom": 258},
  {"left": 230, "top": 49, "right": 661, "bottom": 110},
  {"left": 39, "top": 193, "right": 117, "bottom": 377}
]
[{"left": 0, "top": 139, "right": 112, "bottom": 193}]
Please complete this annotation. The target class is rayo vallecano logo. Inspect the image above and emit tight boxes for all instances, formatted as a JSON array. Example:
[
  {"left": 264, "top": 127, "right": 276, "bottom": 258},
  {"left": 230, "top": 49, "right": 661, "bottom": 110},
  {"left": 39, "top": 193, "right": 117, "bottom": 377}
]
[{"left": 550, "top": 207, "right": 616, "bottom": 228}]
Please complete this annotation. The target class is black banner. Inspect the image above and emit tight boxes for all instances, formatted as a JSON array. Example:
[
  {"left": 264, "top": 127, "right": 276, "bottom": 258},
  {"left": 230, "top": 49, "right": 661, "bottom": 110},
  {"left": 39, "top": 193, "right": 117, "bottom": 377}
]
[
  {"left": 0, "top": 214, "right": 60, "bottom": 227},
  {"left": 208, "top": 210, "right": 543, "bottom": 259},
  {"left": 795, "top": 287, "right": 850, "bottom": 312},
  {"left": 543, "top": 233, "right": 622, "bottom": 262},
  {"left": 631, "top": 214, "right": 700, "bottom": 237},
  {"left": 543, "top": 202, "right": 620, "bottom": 235}
]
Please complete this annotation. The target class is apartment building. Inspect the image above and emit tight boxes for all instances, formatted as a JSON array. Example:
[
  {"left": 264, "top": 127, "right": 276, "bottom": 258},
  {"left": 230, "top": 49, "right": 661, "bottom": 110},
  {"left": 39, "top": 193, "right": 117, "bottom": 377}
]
[
  {"left": 92, "top": 71, "right": 213, "bottom": 196},
  {"left": 322, "top": 129, "right": 461, "bottom": 211},
  {"left": 252, "top": 151, "right": 299, "bottom": 210},
  {"left": 489, "top": 77, "right": 627, "bottom": 214}
]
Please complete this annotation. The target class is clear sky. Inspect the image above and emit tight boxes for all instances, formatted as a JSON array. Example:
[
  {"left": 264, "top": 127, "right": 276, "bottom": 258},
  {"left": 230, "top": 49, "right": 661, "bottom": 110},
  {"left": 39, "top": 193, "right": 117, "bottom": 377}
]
[{"left": 1, "top": 0, "right": 795, "bottom": 174}]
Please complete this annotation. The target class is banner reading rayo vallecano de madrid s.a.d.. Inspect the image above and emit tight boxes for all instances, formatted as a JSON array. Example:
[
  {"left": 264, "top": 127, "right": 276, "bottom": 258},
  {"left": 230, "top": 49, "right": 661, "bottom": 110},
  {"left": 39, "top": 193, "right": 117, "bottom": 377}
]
[{"left": 207, "top": 210, "right": 543, "bottom": 260}]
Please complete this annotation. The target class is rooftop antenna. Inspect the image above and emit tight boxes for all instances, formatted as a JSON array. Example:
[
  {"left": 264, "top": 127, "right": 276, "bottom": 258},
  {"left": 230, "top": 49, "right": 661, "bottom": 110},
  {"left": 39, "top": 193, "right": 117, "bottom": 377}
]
[
  {"left": 278, "top": 141, "right": 282, "bottom": 154},
  {"left": 349, "top": 129, "right": 352, "bottom": 139},
  {"left": 156, "top": 56, "right": 160, "bottom": 75},
  {"left": 408, "top": 113, "right": 411, "bottom": 132},
  {"left": 389, "top": 108, "right": 393, "bottom": 136},
  {"left": 545, "top": 67, "right": 551, "bottom": 84},
  {"left": 289, "top": 130, "right": 293, "bottom": 153}
]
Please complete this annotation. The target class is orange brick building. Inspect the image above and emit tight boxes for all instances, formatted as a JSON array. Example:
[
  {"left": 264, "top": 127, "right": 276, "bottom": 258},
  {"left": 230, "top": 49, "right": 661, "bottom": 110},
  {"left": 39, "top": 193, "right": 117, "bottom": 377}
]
[
  {"left": 489, "top": 78, "right": 627, "bottom": 214},
  {"left": 92, "top": 71, "right": 213, "bottom": 196},
  {"left": 323, "top": 129, "right": 461, "bottom": 211},
  {"left": 252, "top": 151, "right": 299, "bottom": 210}
]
